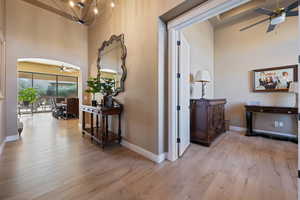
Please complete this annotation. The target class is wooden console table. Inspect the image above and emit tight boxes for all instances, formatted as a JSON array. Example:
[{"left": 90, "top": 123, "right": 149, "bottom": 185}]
[
  {"left": 245, "top": 105, "right": 298, "bottom": 143},
  {"left": 80, "top": 104, "right": 123, "bottom": 148}
]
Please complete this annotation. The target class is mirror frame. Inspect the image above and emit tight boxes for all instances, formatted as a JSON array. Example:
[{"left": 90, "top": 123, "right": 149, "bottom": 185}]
[{"left": 97, "top": 34, "right": 127, "bottom": 97}]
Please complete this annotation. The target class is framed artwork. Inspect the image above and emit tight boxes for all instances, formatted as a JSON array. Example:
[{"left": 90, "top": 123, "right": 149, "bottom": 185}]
[
  {"left": 253, "top": 65, "right": 298, "bottom": 92},
  {"left": 0, "top": 30, "right": 5, "bottom": 99}
]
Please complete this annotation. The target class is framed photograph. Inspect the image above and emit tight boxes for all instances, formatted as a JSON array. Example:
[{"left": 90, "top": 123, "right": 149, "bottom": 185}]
[
  {"left": 253, "top": 65, "right": 298, "bottom": 92},
  {"left": 0, "top": 30, "right": 5, "bottom": 99}
]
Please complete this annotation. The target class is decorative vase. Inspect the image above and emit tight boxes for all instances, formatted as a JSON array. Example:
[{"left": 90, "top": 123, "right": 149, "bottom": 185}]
[
  {"left": 92, "top": 100, "right": 97, "bottom": 107},
  {"left": 103, "top": 96, "right": 113, "bottom": 108},
  {"left": 23, "top": 101, "right": 30, "bottom": 107},
  {"left": 17, "top": 117, "right": 23, "bottom": 136}
]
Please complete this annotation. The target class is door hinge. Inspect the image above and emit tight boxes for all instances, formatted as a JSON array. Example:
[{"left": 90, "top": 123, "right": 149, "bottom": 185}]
[
  {"left": 298, "top": 113, "right": 300, "bottom": 121},
  {"left": 177, "top": 40, "right": 181, "bottom": 46},
  {"left": 177, "top": 138, "right": 181, "bottom": 143},
  {"left": 177, "top": 105, "right": 181, "bottom": 111},
  {"left": 177, "top": 73, "right": 181, "bottom": 78},
  {"left": 298, "top": 170, "right": 300, "bottom": 178}
]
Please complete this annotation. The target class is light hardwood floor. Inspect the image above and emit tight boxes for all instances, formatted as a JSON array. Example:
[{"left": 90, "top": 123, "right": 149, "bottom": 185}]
[{"left": 0, "top": 113, "right": 297, "bottom": 200}]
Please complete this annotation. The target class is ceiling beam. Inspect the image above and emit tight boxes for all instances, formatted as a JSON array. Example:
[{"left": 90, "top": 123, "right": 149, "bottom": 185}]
[
  {"left": 20, "top": 0, "right": 74, "bottom": 22},
  {"left": 219, "top": 0, "right": 266, "bottom": 20}
]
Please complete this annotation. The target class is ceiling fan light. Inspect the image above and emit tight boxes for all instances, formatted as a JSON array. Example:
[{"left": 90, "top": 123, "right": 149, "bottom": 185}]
[
  {"left": 69, "top": 0, "right": 75, "bottom": 7},
  {"left": 271, "top": 12, "right": 286, "bottom": 25},
  {"left": 77, "top": 19, "right": 86, "bottom": 25}
]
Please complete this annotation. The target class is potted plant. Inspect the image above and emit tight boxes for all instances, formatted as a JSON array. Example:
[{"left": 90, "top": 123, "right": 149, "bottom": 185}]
[
  {"left": 100, "top": 78, "right": 115, "bottom": 107},
  {"left": 18, "top": 88, "right": 38, "bottom": 107},
  {"left": 85, "top": 77, "right": 101, "bottom": 107}
]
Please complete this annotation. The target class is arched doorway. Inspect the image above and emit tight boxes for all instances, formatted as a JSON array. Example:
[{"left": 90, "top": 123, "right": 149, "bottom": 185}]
[{"left": 17, "top": 58, "right": 81, "bottom": 116}]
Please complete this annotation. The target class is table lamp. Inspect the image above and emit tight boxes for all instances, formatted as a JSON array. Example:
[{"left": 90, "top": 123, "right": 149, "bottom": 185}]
[
  {"left": 289, "top": 82, "right": 298, "bottom": 107},
  {"left": 194, "top": 70, "right": 211, "bottom": 99}
]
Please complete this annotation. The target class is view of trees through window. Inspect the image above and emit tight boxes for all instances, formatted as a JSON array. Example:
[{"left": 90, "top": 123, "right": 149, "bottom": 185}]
[{"left": 18, "top": 71, "right": 78, "bottom": 114}]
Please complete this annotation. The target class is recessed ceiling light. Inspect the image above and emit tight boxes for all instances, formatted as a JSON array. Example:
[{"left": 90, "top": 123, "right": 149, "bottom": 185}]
[
  {"left": 110, "top": 1, "right": 115, "bottom": 8},
  {"left": 69, "top": 0, "right": 75, "bottom": 7},
  {"left": 93, "top": 7, "right": 99, "bottom": 15}
]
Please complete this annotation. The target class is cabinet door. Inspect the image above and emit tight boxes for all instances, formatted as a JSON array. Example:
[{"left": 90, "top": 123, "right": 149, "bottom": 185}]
[{"left": 212, "top": 105, "right": 224, "bottom": 135}]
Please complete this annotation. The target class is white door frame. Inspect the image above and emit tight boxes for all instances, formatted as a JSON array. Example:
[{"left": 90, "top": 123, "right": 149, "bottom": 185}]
[{"left": 166, "top": 0, "right": 250, "bottom": 161}]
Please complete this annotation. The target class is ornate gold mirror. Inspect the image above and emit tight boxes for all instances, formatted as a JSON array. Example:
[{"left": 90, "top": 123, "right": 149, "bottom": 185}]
[{"left": 97, "top": 34, "right": 127, "bottom": 96}]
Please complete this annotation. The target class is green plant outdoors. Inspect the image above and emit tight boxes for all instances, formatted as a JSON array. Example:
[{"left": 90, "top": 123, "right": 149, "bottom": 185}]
[{"left": 18, "top": 88, "right": 38, "bottom": 104}]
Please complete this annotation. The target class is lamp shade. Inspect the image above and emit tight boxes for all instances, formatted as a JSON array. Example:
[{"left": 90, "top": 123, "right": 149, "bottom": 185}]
[
  {"left": 195, "top": 70, "right": 211, "bottom": 82},
  {"left": 289, "top": 82, "right": 298, "bottom": 93}
]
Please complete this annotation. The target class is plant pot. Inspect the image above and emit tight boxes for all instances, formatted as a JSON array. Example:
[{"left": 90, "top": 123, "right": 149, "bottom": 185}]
[
  {"left": 23, "top": 101, "right": 30, "bottom": 107},
  {"left": 103, "top": 96, "right": 113, "bottom": 108},
  {"left": 91, "top": 100, "right": 97, "bottom": 107}
]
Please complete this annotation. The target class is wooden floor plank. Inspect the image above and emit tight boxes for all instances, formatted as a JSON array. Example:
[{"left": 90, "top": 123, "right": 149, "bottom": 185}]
[{"left": 0, "top": 113, "right": 297, "bottom": 200}]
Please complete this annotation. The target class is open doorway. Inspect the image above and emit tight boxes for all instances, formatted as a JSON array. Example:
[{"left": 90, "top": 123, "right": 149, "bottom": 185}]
[
  {"left": 17, "top": 58, "right": 80, "bottom": 115},
  {"left": 166, "top": 0, "right": 299, "bottom": 162},
  {"left": 16, "top": 58, "right": 82, "bottom": 136}
]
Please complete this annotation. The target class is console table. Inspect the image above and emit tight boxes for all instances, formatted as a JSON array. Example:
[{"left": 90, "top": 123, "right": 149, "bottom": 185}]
[
  {"left": 245, "top": 105, "right": 298, "bottom": 143},
  {"left": 80, "top": 104, "right": 123, "bottom": 148}
]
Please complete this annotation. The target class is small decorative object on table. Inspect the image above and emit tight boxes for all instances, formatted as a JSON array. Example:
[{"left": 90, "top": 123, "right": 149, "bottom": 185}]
[
  {"left": 85, "top": 77, "right": 101, "bottom": 107},
  {"left": 17, "top": 117, "right": 23, "bottom": 136},
  {"left": 289, "top": 82, "right": 298, "bottom": 107},
  {"left": 194, "top": 70, "right": 211, "bottom": 98},
  {"left": 99, "top": 78, "right": 115, "bottom": 108}
]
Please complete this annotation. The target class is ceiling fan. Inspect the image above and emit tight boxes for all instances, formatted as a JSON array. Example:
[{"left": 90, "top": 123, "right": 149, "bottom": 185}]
[{"left": 240, "top": 1, "right": 298, "bottom": 33}]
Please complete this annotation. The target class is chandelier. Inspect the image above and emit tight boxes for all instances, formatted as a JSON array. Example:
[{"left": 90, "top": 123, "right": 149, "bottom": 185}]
[{"left": 53, "top": 0, "right": 116, "bottom": 25}]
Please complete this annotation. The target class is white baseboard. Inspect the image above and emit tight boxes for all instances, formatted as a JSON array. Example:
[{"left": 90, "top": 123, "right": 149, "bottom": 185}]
[
  {"left": 121, "top": 140, "right": 166, "bottom": 164},
  {"left": 230, "top": 126, "right": 296, "bottom": 137},
  {"left": 230, "top": 126, "right": 246, "bottom": 132},
  {"left": 0, "top": 140, "right": 5, "bottom": 155},
  {"left": 5, "top": 134, "right": 20, "bottom": 142}
]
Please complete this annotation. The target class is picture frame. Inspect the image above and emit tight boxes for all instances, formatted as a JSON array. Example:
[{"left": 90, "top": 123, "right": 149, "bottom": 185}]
[
  {"left": 253, "top": 65, "right": 298, "bottom": 92},
  {"left": 0, "top": 30, "right": 5, "bottom": 99}
]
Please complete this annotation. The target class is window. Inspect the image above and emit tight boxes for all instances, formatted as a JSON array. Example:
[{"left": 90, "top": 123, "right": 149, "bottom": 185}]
[
  {"left": 33, "top": 73, "right": 57, "bottom": 97},
  {"left": 17, "top": 71, "right": 78, "bottom": 114},
  {"left": 57, "top": 76, "right": 78, "bottom": 98}
]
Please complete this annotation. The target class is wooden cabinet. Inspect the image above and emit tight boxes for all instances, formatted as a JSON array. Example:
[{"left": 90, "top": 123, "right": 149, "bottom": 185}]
[{"left": 190, "top": 99, "right": 226, "bottom": 146}]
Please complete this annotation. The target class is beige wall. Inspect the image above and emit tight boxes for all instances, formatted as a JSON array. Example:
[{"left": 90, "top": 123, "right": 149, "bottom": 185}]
[
  {"left": 183, "top": 21, "right": 214, "bottom": 99},
  {"left": 5, "top": 0, "right": 88, "bottom": 137},
  {"left": 215, "top": 16, "right": 298, "bottom": 134},
  {"left": 0, "top": 0, "right": 5, "bottom": 146},
  {"left": 88, "top": 0, "right": 184, "bottom": 154}
]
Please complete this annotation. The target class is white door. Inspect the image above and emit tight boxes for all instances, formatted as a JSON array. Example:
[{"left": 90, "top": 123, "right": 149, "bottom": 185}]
[{"left": 178, "top": 32, "right": 191, "bottom": 157}]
